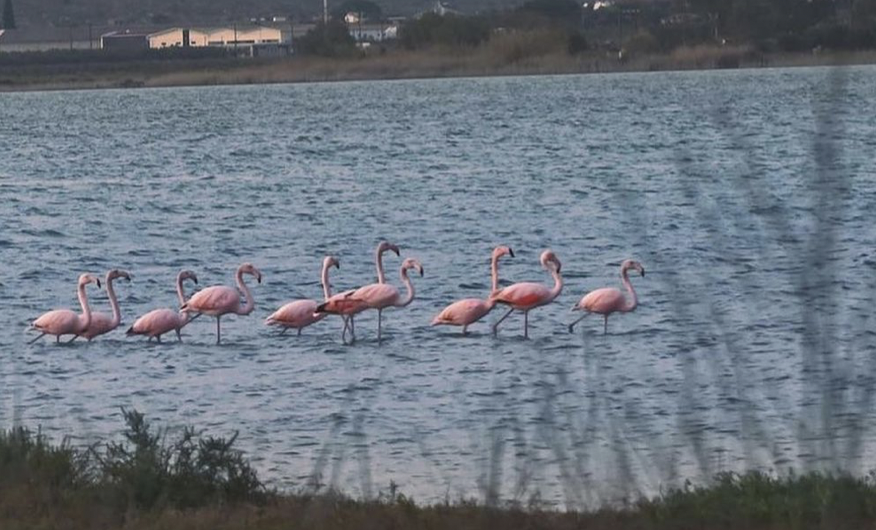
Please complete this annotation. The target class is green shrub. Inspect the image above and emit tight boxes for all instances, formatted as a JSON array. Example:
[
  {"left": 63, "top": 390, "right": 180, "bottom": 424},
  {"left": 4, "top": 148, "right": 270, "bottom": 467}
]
[
  {"left": 400, "top": 13, "right": 490, "bottom": 50},
  {"left": 296, "top": 20, "right": 358, "bottom": 57},
  {"left": 0, "top": 409, "right": 266, "bottom": 514}
]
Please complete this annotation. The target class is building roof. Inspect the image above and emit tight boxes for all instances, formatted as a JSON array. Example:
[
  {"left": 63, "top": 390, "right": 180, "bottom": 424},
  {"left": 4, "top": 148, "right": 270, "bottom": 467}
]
[{"left": 101, "top": 30, "right": 152, "bottom": 39}]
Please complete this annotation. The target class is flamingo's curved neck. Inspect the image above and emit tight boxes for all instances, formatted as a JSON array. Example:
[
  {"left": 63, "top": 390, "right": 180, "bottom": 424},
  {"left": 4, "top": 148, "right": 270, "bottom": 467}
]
[
  {"left": 621, "top": 268, "right": 638, "bottom": 312},
  {"left": 376, "top": 247, "right": 389, "bottom": 284},
  {"left": 321, "top": 262, "right": 333, "bottom": 300},
  {"left": 490, "top": 253, "right": 501, "bottom": 294},
  {"left": 176, "top": 275, "right": 193, "bottom": 325},
  {"left": 397, "top": 268, "right": 415, "bottom": 308},
  {"left": 105, "top": 275, "right": 122, "bottom": 328},
  {"left": 77, "top": 282, "right": 92, "bottom": 331},
  {"left": 547, "top": 266, "right": 563, "bottom": 303},
  {"left": 236, "top": 270, "right": 256, "bottom": 315},
  {"left": 175, "top": 274, "right": 188, "bottom": 307}
]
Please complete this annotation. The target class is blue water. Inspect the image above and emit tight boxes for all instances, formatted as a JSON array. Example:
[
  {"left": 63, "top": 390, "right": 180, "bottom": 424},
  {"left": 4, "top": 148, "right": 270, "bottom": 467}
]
[{"left": 1, "top": 67, "right": 876, "bottom": 508}]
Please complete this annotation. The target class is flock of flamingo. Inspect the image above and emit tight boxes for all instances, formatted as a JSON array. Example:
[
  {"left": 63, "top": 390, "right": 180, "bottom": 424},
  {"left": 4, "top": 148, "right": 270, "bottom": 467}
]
[{"left": 27, "top": 241, "right": 645, "bottom": 345}]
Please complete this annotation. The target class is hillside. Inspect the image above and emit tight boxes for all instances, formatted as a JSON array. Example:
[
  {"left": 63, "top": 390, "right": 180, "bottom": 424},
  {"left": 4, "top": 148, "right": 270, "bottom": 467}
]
[{"left": 6, "top": 0, "right": 520, "bottom": 28}]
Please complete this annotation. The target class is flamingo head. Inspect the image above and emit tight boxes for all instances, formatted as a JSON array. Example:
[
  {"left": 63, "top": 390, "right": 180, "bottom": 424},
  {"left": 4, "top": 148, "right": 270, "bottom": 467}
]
[
  {"left": 239, "top": 263, "right": 263, "bottom": 284},
  {"left": 78, "top": 273, "right": 102, "bottom": 289},
  {"left": 323, "top": 255, "right": 340, "bottom": 270},
  {"left": 402, "top": 258, "right": 424, "bottom": 277},
  {"left": 179, "top": 270, "right": 198, "bottom": 284},
  {"left": 108, "top": 269, "right": 132, "bottom": 282},
  {"left": 378, "top": 241, "right": 400, "bottom": 256},
  {"left": 540, "top": 250, "right": 561, "bottom": 273},
  {"left": 493, "top": 245, "right": 515, "bottom": 260},
  {"left": 621, "top": 259, "right": 645, "bottom": 277}
]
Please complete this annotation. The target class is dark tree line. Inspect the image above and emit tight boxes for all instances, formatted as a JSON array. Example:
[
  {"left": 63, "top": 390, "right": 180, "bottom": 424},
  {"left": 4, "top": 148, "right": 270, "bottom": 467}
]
[
  {"left": 686, "top": 0, "right": 876, "bottom": 50},
  {"left": 298, "top": 0, "right": 876, "bottom": 57},
  {"left": 2, "top": 0, "right": 15, "bottom": 29}
]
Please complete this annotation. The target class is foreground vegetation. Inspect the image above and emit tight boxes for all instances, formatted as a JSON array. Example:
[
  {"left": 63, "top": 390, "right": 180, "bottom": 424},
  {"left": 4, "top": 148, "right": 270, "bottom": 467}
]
[
  {"left": 3, "top": 411, "right": 876, "bottom": 529},
  {"left": 2, "top": 44, "right": 874, "bottom": 93}
]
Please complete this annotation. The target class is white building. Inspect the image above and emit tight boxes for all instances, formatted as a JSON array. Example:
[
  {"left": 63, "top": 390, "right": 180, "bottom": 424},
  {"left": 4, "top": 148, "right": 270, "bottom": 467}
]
[
  {"left": 147, "top": 26, "right": 283, "bottom": 49},
  {"left": 347, "top": 22, "right": 399, "bottom": 42}
]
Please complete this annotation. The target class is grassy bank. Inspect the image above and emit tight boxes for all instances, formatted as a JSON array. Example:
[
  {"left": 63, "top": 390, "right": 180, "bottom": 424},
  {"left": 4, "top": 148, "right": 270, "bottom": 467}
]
[
  {"left": 3, "top": 411, "right": 876, "bottom": 529},
  {"left": 1, "top": 45, "right": 875, "bottom": 92}
]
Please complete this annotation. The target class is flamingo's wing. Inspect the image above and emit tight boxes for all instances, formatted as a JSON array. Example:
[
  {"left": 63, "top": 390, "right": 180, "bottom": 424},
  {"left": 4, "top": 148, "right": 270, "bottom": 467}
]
[
  {"left": 320, "top": 296, "right": 369, "bottom": 315},
  {"left": 432, "top": 298, "right": 489, "bottom": 326},
  {"left": 492, "top": 282, "right": 551, "bottom": 310},
  {"left": 130, "top": 308, "right": 180, "bottom": 336},
  {"left": 353, "top": 283, "right": 399, "bottom": 309},
  {"left": 580, "top": 287, "right": 625, "bottom": 314},
  {"left": 33, "top": 309, "right": 79, "bottom": 335},
  {"left": 266, "top": 300, "right": 318, "bottom": 326},
  {"left": 83, "top": 312, "right": 116, "bottom": 338},
  {"left": 184, "top": 286, "right": 239, "bottom": 313}
]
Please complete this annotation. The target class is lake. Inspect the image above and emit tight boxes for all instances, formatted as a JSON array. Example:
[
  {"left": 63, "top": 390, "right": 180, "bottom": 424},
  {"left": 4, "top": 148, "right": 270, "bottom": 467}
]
[{"left": 1, "top": 66, "right": 875, "bottom": 509}]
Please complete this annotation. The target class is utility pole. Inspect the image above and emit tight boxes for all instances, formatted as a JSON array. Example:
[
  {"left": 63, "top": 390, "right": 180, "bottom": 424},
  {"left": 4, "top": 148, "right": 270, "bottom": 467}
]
[{"left": 323, "top": 0, "right": 328, "bottom": 24}]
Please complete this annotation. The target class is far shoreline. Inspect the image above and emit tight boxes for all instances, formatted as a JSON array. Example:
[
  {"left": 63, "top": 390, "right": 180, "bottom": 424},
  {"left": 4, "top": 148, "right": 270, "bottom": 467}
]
[{"left": 1, "top": 47, "right": 874, "bottom": 93}]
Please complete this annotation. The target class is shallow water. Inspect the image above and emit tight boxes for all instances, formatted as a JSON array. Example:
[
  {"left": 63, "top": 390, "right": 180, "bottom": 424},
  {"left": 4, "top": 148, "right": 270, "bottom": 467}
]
[{"left": 1, "top": 67, "right": 876, "bottom": 508}]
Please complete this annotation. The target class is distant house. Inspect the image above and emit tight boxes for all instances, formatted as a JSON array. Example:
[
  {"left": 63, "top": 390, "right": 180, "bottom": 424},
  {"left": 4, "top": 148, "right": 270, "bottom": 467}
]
[
  {"left": 101, "top": 30, "right": 150, "bottom": 52},
  {"left": 347, "top": 22, "right": 398, "bottom": 42},
  {"left": 147, "top": 26, "right": 284, "bottom": 49},
  {"left": 0, "top": 24, "right": 293, "bottom": 56},
  {"left": 660, "top": 12, "right": 705, "bottom": 27},
  {"left": 144, "top": 25, "right": 291, "bottom": 55}
]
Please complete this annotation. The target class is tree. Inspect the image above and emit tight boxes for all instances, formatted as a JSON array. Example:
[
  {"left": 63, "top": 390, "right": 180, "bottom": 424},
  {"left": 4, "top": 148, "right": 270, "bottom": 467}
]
[
  {"left": 517, "top": 0, "right": 581, "bottom": 27},
  {"left": 400, "top": 13, "right": 490, "bottom": 49},
  {"left": 296, "top": 20, "right": 357, "bottom": 57},
  {"left": 2, "top": 0, "right": 15, "bottom": 30}
]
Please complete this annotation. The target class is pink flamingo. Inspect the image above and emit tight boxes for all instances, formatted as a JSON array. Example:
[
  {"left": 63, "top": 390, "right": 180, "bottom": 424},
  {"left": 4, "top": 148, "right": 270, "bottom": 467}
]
[
  {"left": 181, "top": 263, "right": 262, "bottom": 344},
  {"left": 28, "top": 273, "right": 102, "bottom": 344},
  {"left": 350, "top": 256, "right": 423, "bottom": 341},
  {"left": 74, "top": 269, "right": 132, "bottom": 342},
  {"left": 315, "top": 294, "right": 369, "bottom": 344},
  {"left": 127, "top": 270, "right": 199, "bottom": 342},
  {"left": 490, "top": 249, "right": 563, "bottom": 339},
  {"left": 318, "top": 241, "right": 399, "bottom": 343},
  {"left": 318, "top": 257, "right": 423, "bottom": 343},
  {"left": 265, "top": 256, "right": 340, "bottom": 335},
  {"left": 431, "top": 245, "right": 514, "bottom": 334},
  {"left": 569, "top": 259, "right": 645, "bottom": 334}
]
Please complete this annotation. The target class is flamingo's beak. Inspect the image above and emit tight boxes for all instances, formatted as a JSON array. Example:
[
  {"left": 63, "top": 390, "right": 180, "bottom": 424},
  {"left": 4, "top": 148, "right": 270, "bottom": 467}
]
[
  {"left": 392, "top": 245, "right": 400, "bottom": 256},
  {"left": 193, "top": 276, "right": 199, "bottom": 284},
  {"left": 96, "top": 278, "right": 102, "bottom": 288},
  {"left": 509, "top": 248, "right": 515, "bottom": 258},
  {"left": 257, "top": 274, "right": 262, "bottom": 284},
  {"left": 419, "top": 266, "right": 424, "bottom": 277},
  {"left": 641, "top": 268, "right": 646, "bottom": 277}
]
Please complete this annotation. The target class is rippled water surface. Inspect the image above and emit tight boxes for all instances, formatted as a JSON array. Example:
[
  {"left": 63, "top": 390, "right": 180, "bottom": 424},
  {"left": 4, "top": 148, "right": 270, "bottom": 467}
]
[{"left": 2, "top": 67, "right": 876, "bottom": 508}]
